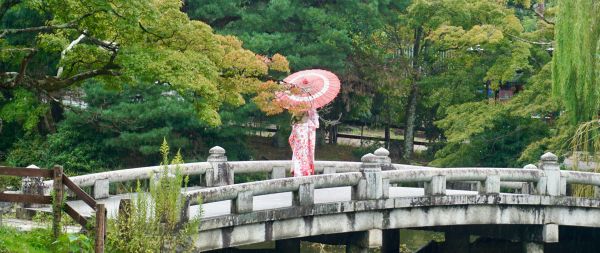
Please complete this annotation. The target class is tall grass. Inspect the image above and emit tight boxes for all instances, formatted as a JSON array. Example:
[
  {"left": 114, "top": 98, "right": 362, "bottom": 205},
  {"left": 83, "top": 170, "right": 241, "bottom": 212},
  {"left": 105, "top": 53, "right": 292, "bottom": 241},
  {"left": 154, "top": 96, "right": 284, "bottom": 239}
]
[{"left": 106, "top": 139, "right": 202, "bottom": 252}]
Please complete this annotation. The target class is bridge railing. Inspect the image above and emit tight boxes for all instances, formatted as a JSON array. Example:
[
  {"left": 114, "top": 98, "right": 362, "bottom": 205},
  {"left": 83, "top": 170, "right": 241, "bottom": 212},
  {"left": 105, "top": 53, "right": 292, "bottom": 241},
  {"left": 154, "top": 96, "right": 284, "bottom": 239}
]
[
  {"left": 180, "top": 151, "right": 600, "bottom": 220},
  {"left": 40, "top": 146, "right": 365, "bottom": 199},
  {"left": 37, "top": 145, "right": 600, "bottom": 203},
  {"left": 37, "top": 146, "right": 530, "bottom": 199}
]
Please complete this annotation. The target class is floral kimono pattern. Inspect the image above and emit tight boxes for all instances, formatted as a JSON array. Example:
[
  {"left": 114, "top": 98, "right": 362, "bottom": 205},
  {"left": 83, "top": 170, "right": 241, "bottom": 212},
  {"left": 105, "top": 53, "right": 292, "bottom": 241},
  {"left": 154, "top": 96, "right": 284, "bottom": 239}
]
[{"left": 289, "top": 109, "right": 319, "bottom": 176}]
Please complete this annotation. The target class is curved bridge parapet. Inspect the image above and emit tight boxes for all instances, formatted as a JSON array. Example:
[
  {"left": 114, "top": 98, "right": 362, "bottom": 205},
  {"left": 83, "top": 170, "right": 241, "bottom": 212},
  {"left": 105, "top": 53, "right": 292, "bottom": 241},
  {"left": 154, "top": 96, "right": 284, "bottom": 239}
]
[{"left": 179, "top": 151, "right": 600, "bottom": 252}]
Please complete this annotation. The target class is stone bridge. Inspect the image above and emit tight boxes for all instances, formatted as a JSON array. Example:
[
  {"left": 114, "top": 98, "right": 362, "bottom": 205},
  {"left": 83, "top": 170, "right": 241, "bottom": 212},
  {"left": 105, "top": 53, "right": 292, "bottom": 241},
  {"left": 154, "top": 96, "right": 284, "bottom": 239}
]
[{"left": 42, "top": 147, "right": 600, "bottom": 253}]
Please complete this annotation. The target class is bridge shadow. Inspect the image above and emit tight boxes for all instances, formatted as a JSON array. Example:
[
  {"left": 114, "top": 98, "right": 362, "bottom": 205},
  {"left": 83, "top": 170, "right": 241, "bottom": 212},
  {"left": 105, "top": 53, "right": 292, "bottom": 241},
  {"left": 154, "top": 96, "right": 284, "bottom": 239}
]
[{"left": 203, "top": 225, "right": 600, "bottom": 253}]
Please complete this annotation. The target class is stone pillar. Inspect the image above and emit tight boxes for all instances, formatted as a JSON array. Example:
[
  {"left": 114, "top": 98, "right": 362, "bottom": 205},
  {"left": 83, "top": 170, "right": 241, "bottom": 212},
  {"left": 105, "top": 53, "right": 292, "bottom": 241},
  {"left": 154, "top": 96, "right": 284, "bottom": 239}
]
[
  {"left": 293, "top": 183, "right": 314, "bottom": 207},
  {"left": 542, "top": 224, "right": 559, "bottom": 243},
  {"left": 374, "top": 147, "right": 393, "bottom": 171},
  {"left": 276, "top": 238, "right": 300, "bottom": 253},
  {"left": 352, "top": 154, "right": 384, "bottom": 200},
  {"left": 205, "top": 146, "right": 233, "bottom": 187},
  {"left": 523, "top": 242, "right": 544, "bottom": 253},
  {"left": 231, "top": 190, "right": 253, "bottom": 214},
  {"left": 270, "top": 166, "right": 286, "bottom": 179},
  {"left": 425, "top": 175, "right": 446, "bottom": 196},
  {"left": 381, "top": 229, "right": 400, "bottom": 253},
  {"left": 93, "top": 179, "right": 110, "bottom": 199},
  {"left": 17, "top": 164, "right": 45, "bottom": 219},
  {"left": 539, "top": 153, "right": 562, "bottom": 196},
  {"left": 478, "top": 175, "right": 500, "bottom": 195},
  {"left": 522, "top": 164, "right": 538, "bottom": 194},
  {"left": 347, "top": 230, "right": 381, "bottom": 253}
]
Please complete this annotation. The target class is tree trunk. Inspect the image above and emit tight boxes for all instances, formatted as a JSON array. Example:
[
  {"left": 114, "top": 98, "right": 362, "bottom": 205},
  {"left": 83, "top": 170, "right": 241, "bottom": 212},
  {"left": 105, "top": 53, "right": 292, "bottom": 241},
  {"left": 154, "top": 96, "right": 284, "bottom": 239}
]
[
  {"left": 403, "top": 84, "right": 418, "bottom": 160},
  {"left": 385, "top": 94, "right": 391, "bottom": 149},
  {"left": 402, "top": 26, "right": 423, "bottom": 160},
  {"left": 360, "top": 124, "right": 364, "bottom": 146},
  {"left": 384, "top": 125, "right": 390, "bottom": 149}
]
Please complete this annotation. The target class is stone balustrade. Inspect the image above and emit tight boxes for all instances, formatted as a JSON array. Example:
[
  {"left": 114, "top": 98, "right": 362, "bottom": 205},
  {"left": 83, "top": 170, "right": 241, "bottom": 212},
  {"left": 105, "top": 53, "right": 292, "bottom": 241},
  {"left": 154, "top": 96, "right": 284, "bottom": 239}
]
[
  {"left": 33, "top": 145, "right": 597, "bottom": 205},
  {"left": 178, "top": 151, "right": 600, "bottom": 226}
]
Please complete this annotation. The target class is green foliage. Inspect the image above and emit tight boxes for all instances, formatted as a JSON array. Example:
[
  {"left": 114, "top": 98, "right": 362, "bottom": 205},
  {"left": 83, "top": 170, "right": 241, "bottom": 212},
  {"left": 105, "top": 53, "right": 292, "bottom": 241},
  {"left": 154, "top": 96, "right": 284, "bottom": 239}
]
[
  {"left": 52, "top": 233, "right": 93, "bottom": 253},
  {"left": 1, "top": 0, "right": 288, "bottom": 136},
  {"left": 433, "top": 63, "right": 561, "bottom": 167},
  {"left": 432, "top": 115, "right": 549, "bottom": 167},
  {"left": 552, "top": 0, "right": 600, "bottom": 123},
  {"left": 106, "top": 139, "right": 201, "bottom": 252},
  {"left": 188, "top": 0, "right": 407, "bottom": 73},
  {"left": 0, "top": 227, "right": 54, "bottom": 253},
  {"left": 5, "top": 79, "right": 260, "bottom": 172},
  {"left": 0, "top": 88, "right": 47, "bottom": 133}
]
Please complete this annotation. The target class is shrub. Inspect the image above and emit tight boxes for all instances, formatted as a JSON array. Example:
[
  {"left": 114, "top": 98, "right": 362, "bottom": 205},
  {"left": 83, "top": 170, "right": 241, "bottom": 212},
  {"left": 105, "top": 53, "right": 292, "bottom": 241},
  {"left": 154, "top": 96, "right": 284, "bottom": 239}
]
[{"left": 106, "top": 139, "right": 202, "bottom": 252}]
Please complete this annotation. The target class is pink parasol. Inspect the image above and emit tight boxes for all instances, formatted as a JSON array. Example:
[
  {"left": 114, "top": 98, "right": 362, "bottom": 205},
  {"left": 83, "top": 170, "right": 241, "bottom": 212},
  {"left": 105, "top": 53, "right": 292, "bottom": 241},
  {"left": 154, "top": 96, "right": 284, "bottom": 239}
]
[{"left": 277, "top": 69, "right": 340, "bottom": 111}]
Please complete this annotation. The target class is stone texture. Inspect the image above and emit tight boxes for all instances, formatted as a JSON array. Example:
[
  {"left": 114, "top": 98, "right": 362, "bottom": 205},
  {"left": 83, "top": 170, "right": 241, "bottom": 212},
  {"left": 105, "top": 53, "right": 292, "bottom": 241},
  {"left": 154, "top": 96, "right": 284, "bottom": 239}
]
[
  {"left": 293, "top": 183, "right": 314, "bottom": 207},
  {"left": 543, "top": 223, "right": 559, "bottom": 243},
  {"left": 478, "top": 175, "right": 500, "bottom": 195},
  {"left": 323, "top": 167, "right": 336, "bottom": 174},
  {"left": 270, "top": 167, "right": 286, "bottom": 179},
  {"left": 93, "top": 179, "right": 110, "bottom": 199},
  {"left": 231, "top": 190, "right": 253, "bottom": 214},
  {"left": 425, "top": 175, "right": 446, "bottom": 196}
]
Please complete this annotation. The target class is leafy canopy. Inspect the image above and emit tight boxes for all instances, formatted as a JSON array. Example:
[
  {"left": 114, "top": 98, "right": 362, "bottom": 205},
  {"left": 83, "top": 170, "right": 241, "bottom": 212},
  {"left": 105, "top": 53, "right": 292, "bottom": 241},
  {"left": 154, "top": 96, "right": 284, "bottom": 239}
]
[{"left": 0, "top": 0, "right": 288, "bottom": 126}]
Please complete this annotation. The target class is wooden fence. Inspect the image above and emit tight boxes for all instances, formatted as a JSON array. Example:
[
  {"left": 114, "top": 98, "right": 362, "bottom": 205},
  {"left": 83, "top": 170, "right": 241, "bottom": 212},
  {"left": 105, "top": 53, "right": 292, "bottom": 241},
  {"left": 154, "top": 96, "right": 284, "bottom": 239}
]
[{"left": 0, "top": 165, "right": 106, "bottom": 253}]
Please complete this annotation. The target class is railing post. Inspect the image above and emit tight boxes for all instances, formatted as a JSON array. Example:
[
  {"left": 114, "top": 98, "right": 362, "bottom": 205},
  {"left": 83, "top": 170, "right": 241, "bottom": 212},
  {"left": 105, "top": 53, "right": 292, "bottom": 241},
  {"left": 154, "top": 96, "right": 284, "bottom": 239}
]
[
  {"left": 93, "top": 179, "right": 110, "bottom": 199},
  {"left": 17, "top": 164, "right": 45, "bottom": 219},
  {"left": 425, "top": 175, "right": 446, "bottom": 196},
  {"left": 374, "top": 147, "right": 393, "bottom": 171},
  {"left": 293, "top": 183, "right": 314, "bottom": 207},
  {"left": 478, "top": 175, "right": 500, "bottom": 195},
  {"left": 179, "top": 197, "right": 191, "bottom": 223},
  {"left": 270, "top": 166, "right": 286, "bottom": 179},
  {"left": 540, "top": 152, "right": 562, "bottom": 196},
  {"left": 95, "top": 203, "right": 106, "bottom": 253},
  {"left": 52, "top": 165, "right": 63, "bottom": 239},
  {"left": 231, "top": 190, "right": 253, "bottom": 214},
  {"left": 353, "top": 153, "right": 384, "bottom": 200},
  {"left": 206, "top": 146, "right": 233, "bottom": 187},
  {"left": 522, "top": 164, "right": 538, "bottom": 194},
  {"left": 322, "top": 166, "right": 336, "bottom": 174}
]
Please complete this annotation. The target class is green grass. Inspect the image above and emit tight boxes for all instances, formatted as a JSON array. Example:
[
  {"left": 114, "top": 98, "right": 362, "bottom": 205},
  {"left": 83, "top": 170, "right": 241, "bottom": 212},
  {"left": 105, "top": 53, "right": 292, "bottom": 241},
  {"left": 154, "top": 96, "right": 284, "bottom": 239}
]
[{"left": 0, "top": 226, "right": 54, "bottom": 253}]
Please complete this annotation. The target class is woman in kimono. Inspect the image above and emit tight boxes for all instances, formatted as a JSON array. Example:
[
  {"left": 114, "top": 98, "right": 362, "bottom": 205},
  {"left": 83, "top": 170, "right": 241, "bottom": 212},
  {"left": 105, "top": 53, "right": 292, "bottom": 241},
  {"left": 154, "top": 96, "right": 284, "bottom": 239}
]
[{"left": 289, "top": 109, "right": 319, "bottom": 176}]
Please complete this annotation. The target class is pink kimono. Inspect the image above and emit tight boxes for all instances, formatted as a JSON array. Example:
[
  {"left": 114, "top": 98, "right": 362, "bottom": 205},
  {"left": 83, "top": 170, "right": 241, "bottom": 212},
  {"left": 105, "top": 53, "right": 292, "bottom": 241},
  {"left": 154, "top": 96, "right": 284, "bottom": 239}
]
[{"left": 289, "top": 109, "right": 319, "bottom": 176}]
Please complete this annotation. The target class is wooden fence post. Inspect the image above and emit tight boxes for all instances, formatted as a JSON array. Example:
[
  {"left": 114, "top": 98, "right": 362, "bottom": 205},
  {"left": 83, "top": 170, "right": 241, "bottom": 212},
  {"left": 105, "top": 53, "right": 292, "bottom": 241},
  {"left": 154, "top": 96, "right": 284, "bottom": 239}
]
[
  {"left": 95, "top": 203, "right": 106, "bottom": 253},
  {"left": 52, "top": 165, "right": 63, "bottom": 239}
]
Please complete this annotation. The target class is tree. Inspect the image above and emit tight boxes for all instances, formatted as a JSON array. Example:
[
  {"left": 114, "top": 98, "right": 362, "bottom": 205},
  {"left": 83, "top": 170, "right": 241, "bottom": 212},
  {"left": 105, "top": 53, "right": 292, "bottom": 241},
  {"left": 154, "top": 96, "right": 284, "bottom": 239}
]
[
  {"left": 552, "top": 0, "right": 599, "bottom": 123},
  {"left": 6, "top": 81, "right": 256, "bottom": 172},
  {"left": 185, "top": 0, "right": 408, "bottom": 145},
  {"left": 432, "top": 63, "right": 562, "bottom": 167},
  {"left": 351, "top": 0, "right": 541, "bottom": 160},
  {"left": 0, "top": 0, "right": 288, "bottom": 132},
  {"left": 551, "top": 0, "right": 600, "bottom": 167}
]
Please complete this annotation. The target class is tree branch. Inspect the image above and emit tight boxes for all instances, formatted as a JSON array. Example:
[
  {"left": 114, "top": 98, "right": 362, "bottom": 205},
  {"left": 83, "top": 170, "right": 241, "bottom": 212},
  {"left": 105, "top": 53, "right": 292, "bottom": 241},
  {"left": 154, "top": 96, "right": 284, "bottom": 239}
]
[
  {"left": 15, "top": 48, "right": 36, "bottom": 86},
  {"left": 56, "top": 33, "right": 87, "bottom": 77},
  {"left": 80, "top": 30, "right": 119, "bottom": 51},
  {"left": 56, "top": 68, "right": 121, "bottom": 88},
  {"left": 505, "top": 33, "right": 553, "bottom": 46},
  {"left": 533, "top": 3, "right": 555, "bottom": 25},
  {"left": 0, "top": 13, "right": 94, "bottom": 38},
  {"left": 138, "top": 22, "right": 165, "bottom": 40},
  {"left": 0, "top": 22, "right": 76, "bottom": 38}
]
